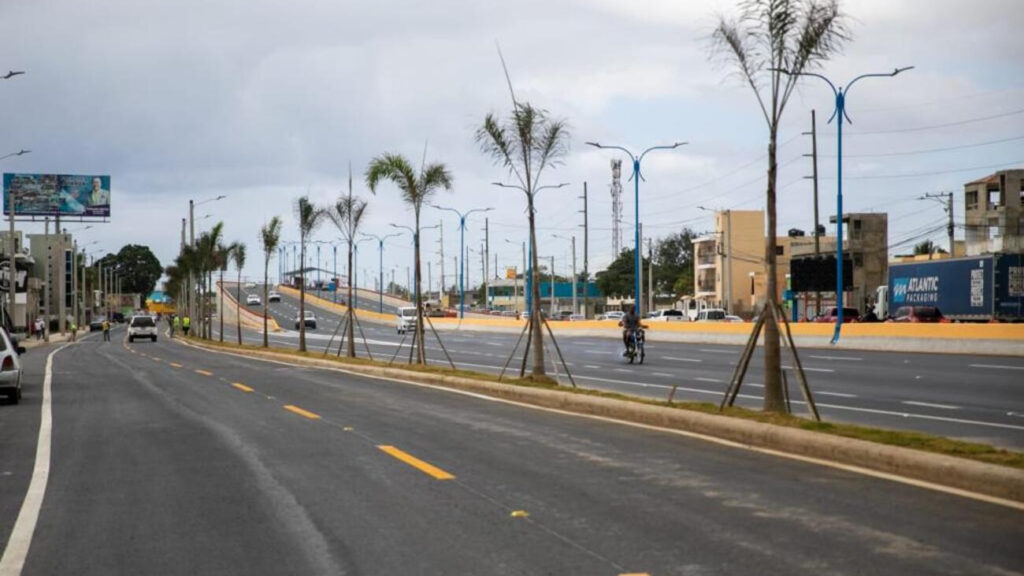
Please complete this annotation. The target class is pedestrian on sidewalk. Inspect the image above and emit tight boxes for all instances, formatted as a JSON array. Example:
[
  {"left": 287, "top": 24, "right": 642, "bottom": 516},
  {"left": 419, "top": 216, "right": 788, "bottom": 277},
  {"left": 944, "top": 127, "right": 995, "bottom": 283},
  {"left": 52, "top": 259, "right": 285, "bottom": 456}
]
[
  {"left": 182, "top": 315, "right": 190, "bottom": 337},
  {"left": 70, "top": 321, "right": 77, "bottom": 342},
  {"left": 35, "top": 318, "right": 44, "bottom": 341},
  {"left": 170, "top": 314, "right": 178, "bottom": 338},
  {"left": 102, "top": 318, "right": 110, "bottom": 342}
]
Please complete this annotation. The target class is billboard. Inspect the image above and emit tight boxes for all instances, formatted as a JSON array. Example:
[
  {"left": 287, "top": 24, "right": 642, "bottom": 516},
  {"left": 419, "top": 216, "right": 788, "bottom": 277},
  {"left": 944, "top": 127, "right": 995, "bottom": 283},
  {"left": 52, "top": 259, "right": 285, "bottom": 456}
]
[{"left": 3, "top": 173, "right": 111, "bottom": 217}]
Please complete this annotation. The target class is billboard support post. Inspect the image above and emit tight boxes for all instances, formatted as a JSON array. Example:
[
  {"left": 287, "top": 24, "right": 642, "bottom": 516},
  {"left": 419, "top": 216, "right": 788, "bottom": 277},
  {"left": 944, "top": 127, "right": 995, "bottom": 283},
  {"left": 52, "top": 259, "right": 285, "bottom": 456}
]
[{"left": 6, "top": 186, "right": 12, "bottom": 331}]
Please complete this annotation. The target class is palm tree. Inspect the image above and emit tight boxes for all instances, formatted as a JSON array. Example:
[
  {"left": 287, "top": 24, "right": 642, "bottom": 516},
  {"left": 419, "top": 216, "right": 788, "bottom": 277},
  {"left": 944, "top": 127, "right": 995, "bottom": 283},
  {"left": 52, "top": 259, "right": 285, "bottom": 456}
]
[
  {"left": 295, "top": 196, "right": 325, "bottom": 353},
  {"left": 711, "top": 0, "right": 848, "bottom": 412},
  {"left": 327, "top": 172, "right": 370, "bottom": 358},
  {"left": 195, "top": 223, "right": 224, "bottom": 339},
  {"left": 259, "top": 217, "right": 283, "bottom": 348},
  {"left": 232, "top": 243, "right": 247, "bottom": 345},
  {"left": 366, "top": 153, "right": 452, "bottom": 364},
  {"left": 217, "top": 242, "right": 235, "bottom": 343},
  {"left": 477, "top": 99, "right": 569, "bottom": 379}
]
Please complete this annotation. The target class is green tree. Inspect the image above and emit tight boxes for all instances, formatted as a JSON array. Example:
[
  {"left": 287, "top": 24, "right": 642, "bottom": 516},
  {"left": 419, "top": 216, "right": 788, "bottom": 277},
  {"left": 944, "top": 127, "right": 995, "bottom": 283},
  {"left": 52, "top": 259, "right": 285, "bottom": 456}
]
[
  {"left": 711, "top": 0, "right": 848, "bottom": 412},
  {"left": 108, "top": 244, "right": 163, "bottom": 296},
  {"left": 259, "top": 217, "right": 283, "bottom": 348},
  {"left": 232, "top": 243, "right": 247, "bottom": 345},
  {"left": 913, "top": 240, "right": 946, "bottom": 256},
  {"left": 366, "top": 153, "right": 453, "bottom": 365},
  {"left": 328, "top": 170, "right": 371, "bottom": 358},
  {"left": 595, "top": 249, "right": 649, "bottom": 299},
  {"left": 295, "top": 196, "right": 325, "bottom": 353},
  {"left": 654, "top": 229, "right": 696, "bottom": 297}
]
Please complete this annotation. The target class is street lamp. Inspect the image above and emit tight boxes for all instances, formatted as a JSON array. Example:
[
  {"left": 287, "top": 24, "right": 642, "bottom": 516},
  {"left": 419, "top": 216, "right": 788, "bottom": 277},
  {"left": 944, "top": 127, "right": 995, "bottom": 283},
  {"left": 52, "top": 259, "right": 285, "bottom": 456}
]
[
  {"left": 353, "top": 236, "right": 375, "bottom": 309},
  {"left": 0, "top": 149, "right": 30, "bottom": 162},
  {"left": 773, "top": 66, "right": 912, "bottom": 343},
  {"left": 431, "top": 204, "right": 492, "bottom": 318},
  {"left": 188, "top": 194, "right": 226, "bottom": 329},
  {"left": 552, "top": 234, "right": 577, "bottom": 315},
  {"left": 389, "top": 223, "right": 440, "bottom": 305},
  {"left": 587, "top": 141, "right": 687, "bottom": 316},
  {"left": 361, "top": 232, "right": 401, "bottom": 313}
]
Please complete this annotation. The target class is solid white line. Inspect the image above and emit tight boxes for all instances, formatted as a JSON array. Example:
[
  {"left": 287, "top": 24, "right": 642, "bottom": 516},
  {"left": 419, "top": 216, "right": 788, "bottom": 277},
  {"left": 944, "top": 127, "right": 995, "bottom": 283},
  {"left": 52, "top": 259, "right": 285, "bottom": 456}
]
[
  {"left": 0, "top": 344, "right": 69, "bottom": 576},
  {"left": 695, "top": 377, "right": 723, "bottom": 383},
  {"left": 584, "top": 365, "right": 601, "bottom": 369},
  {"left": 809, "top": 355, "right": 863, "bottom": 361},
  {"left": 902, "top": 400, "right": 960, "bottom": 410},
  {"left": 699, "top": 349, "right": 733, "bottom": 354},
  {"left": 660, "top": 356, "right": 702, "bottom": 363},
  {"left": 968, "top": 364, "right": 1024, "bottom": 371},
  {"left": 783, "top": 365, "right": 835, "bottom": 373},
  {"left": 816, "top": 391, "right": 857, "bottom": 398}
]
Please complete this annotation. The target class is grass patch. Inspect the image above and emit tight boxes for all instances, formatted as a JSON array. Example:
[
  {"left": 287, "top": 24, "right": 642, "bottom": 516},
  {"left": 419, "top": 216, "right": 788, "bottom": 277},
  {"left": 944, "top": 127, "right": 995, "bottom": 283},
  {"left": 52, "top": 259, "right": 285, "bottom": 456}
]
[{"left": 181, "top": 335, "right": 1024, "bottom": 470}]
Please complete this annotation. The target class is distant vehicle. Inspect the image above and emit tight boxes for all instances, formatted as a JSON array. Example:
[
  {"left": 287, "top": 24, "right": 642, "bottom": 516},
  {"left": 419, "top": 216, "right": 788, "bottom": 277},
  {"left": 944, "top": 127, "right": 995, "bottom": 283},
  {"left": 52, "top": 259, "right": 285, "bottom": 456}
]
[
  {"left": 246, "top": 294, "right": 261, "bottom": 306},
  {"left": 568, "top": 314, "right": 585, "bottom": 322},
  {"left": 696, "top": 309, "right": 728, "bottom": 322},
  {"left": 245, "top": 282, "right": 256, "bottom": 289},
  {"left": 647, "top": 309, "right": 685, "bottom": 322},
  {"left": 127, "top": 315, "right": 158, "bottom": 342},
  {"left": 396, "top": 306, "right": 418, "bottom": 334},
  {"left": 427, "top": 308, "right": 445, "bottom": 318},
  {"left": 500, "top": 310, "right": 519, "bottom": 318},
  {"left": 815, "top": 307, "right": 861, "bottom": 323},
  {"left": 881, "top": 254, "right": 1024, "bottom": 322},
  {"left": 268, "top": 291, "right": 281, "bottom": 303},
  {"left": 889, "top": 305, "right": 949, "bottom": 323},
  {"left": 89, "top": 316, "right": 107, "bottom": 332},
  {"left": 112, "top": 312, "right": 126, "bottom": 323},
  {"left": 601, "top": 310, "right": 625, "bottom": 321},
  {"left": 556, "top": 310, "right": 573, "bottom": 321},
  {"left": 0, "top": 329, "right": 26, "bottom": 404},
  {"left": 723, "top": 315, "right": 744, "bottom": 323},
  {"left": 679, "top": 297, "right": 710, "bottom": 322},
  {"left": 295, "top": 310, "right": 317, "bottom": 330}
]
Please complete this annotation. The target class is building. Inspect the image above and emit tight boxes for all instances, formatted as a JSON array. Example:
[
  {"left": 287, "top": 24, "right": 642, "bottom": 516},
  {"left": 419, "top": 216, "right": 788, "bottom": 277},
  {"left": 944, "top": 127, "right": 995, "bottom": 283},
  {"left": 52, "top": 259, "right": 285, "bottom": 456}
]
[
  {"left": 28, "top": 232, "right": 75, "bottom": 333},
  {"left": 0, "top": 230, "right": 36, "bottom": 332},
  {"left": 486, "top": 277, "right": 601, "bottom": 316},
  {"left": 964, "top": 169, "right": 1024, "bottom": 256},
  {"left": 693, "top": 210, "right": 789, "bottom": 317}
]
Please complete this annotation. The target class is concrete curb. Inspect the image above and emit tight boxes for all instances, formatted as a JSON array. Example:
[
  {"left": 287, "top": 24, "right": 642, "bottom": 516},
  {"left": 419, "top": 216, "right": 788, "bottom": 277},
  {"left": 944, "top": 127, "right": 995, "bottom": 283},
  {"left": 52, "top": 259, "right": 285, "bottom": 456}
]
[{"left": 178, "top": 338, "right": 1024, "bottom": 506}]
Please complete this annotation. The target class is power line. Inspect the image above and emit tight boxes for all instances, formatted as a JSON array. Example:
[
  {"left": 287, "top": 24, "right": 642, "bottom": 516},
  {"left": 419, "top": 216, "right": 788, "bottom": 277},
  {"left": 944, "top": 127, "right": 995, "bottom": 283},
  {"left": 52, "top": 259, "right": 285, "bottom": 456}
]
[
  {"left": 820, "top": 160, "right": 1023, "bottom": 181},
  {"left": 820, "top": 135, "right": 1024, "bottom": 158},
  {"left": 818, "top": 107, "right": 1024, "bottom": 136}
]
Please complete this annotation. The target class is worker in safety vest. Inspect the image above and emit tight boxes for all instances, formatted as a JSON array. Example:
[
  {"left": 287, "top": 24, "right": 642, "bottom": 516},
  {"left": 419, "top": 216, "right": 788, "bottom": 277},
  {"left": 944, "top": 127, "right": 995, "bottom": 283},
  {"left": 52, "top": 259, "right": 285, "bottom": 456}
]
[{"left": 182, "top": 315, "right": 191, "bottom": 336}]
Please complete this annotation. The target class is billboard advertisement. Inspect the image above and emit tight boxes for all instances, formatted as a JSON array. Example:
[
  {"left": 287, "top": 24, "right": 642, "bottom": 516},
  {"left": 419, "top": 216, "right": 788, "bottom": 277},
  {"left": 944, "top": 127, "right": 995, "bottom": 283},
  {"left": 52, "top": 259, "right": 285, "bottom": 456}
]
[{"left": 3, "top": 173, "right": 111, "bottom": 217}]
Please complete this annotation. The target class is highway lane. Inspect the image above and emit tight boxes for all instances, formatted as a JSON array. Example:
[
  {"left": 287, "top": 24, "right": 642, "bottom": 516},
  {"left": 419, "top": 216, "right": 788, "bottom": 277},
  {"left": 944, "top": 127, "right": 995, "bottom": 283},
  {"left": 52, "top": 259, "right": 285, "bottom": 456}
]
[
  {"left": 4, "top": 332, "right": 1020, "bottom": 575},
  {"left": 228, "top": 286, "right": 1024, "bottom": 450}
]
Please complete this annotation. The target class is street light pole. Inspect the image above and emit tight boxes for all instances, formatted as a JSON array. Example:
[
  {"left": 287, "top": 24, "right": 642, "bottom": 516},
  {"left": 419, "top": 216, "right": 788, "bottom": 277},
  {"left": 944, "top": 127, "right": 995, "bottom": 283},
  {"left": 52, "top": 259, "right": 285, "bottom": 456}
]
[
  {"left": 431, "top": 205, "right": 492, "bottom": 318},
  {"left": 587, "top": 141, "right": 687, "bottom": 316},
  {"left": 553, "top": 234, "right": 577, "bottom": 315},
  {"left": 362, "top": 232, "right": 401, "bottom": 313},
  {"left": 775, "top": 66, "right": 912, "bottom": 343}
]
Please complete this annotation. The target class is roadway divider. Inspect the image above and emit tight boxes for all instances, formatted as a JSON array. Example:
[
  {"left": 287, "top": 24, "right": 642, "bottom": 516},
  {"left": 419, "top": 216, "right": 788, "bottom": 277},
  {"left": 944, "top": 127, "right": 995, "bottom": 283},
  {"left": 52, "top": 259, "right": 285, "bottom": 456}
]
[
  {"left": 279, "top": 285, "right": 393, "bottom": 323},
  {"left": 177, "top": 336, "right": 1024, "bottom": 508},
  {"left": 220, "top": 283, "right": 282, "bottom": 332}
]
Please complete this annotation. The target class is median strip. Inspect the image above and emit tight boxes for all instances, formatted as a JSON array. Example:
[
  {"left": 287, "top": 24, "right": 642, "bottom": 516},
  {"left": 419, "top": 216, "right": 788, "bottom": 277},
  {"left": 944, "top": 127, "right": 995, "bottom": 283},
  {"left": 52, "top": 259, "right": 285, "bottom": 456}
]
[
  {"left": 378, "top": 445, "right": 454, "bottom": 480},
  {"left": 284, "top": 405, "right": 321, "bottom": 420}
]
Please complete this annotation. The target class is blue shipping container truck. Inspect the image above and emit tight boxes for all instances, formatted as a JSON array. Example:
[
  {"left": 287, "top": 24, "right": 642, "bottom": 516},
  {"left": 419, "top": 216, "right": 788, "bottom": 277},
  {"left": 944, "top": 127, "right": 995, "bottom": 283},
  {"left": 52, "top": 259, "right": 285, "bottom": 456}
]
[{"left": 887, "top": 254, "right": 1024, "bottom": 321}]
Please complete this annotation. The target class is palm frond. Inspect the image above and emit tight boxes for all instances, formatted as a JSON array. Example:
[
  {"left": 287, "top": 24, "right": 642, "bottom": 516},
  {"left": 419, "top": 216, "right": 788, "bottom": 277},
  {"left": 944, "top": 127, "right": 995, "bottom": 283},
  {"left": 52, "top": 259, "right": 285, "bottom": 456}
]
[
  {"left": 260, "top": 216, "right": 283, "bottom": 257},
  {"left": 232, "top": 242, "right": 247, "bottom": 270},
  {"left": 366, "top": 153, "right": 420, "bottom": 210}
]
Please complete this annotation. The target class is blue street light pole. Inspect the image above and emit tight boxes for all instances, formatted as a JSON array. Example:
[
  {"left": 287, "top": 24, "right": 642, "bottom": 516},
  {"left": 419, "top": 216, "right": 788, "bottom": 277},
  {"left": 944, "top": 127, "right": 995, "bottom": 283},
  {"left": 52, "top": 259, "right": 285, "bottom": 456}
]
[
  {"left": 390, "top": 223, "right": 440, "bottom": 307},
  {"left": 354, "top": 237, "right": 374, "bottom": 311},
  {"left": 587, "top": 141, "right": 686, "bottom": 316},
  {"left": 431, "top": 205, "right": 493, "bottom": 319},
  {"left": 362, "top": 232, "right": 401, "bottom": 313},
  {"left": 774, "top": 66, "right": 912, "bottom": 344}
]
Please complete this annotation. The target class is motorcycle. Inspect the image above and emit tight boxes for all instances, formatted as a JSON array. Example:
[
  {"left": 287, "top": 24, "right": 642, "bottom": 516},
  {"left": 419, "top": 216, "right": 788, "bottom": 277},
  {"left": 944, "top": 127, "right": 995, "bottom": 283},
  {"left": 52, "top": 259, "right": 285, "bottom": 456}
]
[{"left": 624, "top": 328, "right": 646, "bottom": 364}]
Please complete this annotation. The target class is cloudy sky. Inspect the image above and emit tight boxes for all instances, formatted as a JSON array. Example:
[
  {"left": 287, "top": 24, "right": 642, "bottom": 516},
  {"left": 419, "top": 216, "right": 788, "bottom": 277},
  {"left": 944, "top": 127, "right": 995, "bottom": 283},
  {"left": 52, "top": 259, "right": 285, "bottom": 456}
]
[{"left": 2, "top": 0, "right": 1022, "bottom": 291}]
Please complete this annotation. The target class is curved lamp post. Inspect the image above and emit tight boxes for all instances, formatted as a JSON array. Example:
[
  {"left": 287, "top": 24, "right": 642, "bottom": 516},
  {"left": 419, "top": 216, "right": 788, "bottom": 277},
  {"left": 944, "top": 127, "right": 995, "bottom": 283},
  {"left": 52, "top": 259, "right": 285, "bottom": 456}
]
[{"left": 430, "top": 205, "right": 492, "bottom": 318}]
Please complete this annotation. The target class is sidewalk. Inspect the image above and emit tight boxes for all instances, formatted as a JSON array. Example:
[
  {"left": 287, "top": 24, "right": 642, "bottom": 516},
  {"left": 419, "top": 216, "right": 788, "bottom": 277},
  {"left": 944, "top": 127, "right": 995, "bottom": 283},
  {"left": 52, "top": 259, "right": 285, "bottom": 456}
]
[{"left": 21, "top": 329, "right": 89, "bottom": 350}]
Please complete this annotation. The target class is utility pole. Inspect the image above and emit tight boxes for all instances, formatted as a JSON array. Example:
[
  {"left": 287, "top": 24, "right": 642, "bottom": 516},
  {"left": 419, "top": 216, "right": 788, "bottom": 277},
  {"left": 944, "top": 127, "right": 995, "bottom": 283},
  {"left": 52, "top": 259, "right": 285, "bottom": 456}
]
[
  {"left": 648, "top": 237, "right": 654, "bottom": 314},
  {"left": 483, "top": 218, "right": 489, "bottom": 309},
  {"left": 438, "top": 220, "right": 444, "bottom": 303},
  {"left": 480, "top": 243, "right": 486, "bottom": 308},
  {"left": 637, "top": 222, "right": 643, "bottom": 315},
  {"left": 44, "top": 217, "right": 50, "bottom": 341},
  {"left": 804, "top": 109, "right": 822, "bottom": 318},
  {"left": 549, "top": 255, "right": 555, "bottom": 316},
  {"left": 570, "top": 235, "right": 577, "bottom": 315},
  {"left": 724, "top": 212, "right": 733, "bottom": 315},
  {"left": 580, "top": 182, "right": 589, "bottom": 318},
  {"left": 922, "top": 191, "right": 956, "bottom": 256}
]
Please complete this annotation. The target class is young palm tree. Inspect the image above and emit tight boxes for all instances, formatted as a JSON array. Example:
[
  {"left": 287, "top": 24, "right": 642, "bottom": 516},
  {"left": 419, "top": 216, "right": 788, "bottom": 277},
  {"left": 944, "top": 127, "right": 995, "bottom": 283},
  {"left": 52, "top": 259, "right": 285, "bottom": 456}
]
[
  {"left": 196, "top": 223, "right": 224, "bottom": 339},
  {"left": 295, "top": 196, "right": 325, "bottom": 353},
  {"left": 327, "top": 175, "right": 370, "bottom": 358},
  {"left": 711, "top": 0, "right": 848, "bottom": 412},
  {"left": 232, "top": 242, "right": 247, "bottom": 345},
  {"left": 477, "top": 100, "right": 569, "bottom": 379},
  {"left": 217, "top": 242, "right": 237, "bottom": 343},
  {"left": 366, "top": 153, "right": 452, "bottom": 364},
  {"left": 259, "top": 217, "right": 283, "bottom": 348}
]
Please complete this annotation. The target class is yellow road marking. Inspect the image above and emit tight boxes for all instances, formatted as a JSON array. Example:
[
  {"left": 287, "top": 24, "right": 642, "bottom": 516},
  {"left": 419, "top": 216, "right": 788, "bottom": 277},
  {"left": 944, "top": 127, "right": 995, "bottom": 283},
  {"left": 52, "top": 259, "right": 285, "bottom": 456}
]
[
  {"left": 151, "top": 357, "right": 161, "bottom": 362},
  {"left": 510, "top": 510, "right": 529, "bottom": 518},
  {"left": 620, "top": 573, "right": 651, "bottom": 576},
  {"left": 284, "top": 405, "right": 321, "bottom": 420},
  {"left": 169, "top": 362, "right": 183, "bottom": 368},
  {"left": 377, "top": 445, "right": 454, "bottom": 480},
  {"left": 194, "top": 369, "right": 213, "bottom": 376},
  {"left": 232, "top": 383, "right": 254, "bottom": 393}
]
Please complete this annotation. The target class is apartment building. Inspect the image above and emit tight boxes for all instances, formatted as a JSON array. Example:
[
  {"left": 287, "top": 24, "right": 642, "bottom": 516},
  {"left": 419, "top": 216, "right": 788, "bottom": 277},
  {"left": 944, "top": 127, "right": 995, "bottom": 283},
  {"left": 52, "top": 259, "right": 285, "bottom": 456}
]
[{"left": 964, "top": 169, "right": 1024, "bottom": 256}]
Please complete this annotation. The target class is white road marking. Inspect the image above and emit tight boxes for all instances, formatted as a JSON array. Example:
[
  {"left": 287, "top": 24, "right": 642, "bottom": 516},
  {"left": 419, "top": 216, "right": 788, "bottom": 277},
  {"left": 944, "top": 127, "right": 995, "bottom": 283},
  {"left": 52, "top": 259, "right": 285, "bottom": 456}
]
[
  {"left": 783, "top": 365, "right": 834, "bottom": 373},
  {"left": 652, "top": 372, "right": 675, "bottom": 378},
  {"left": 660, "top": 356, "right": 702, "bottom": 363},
  {"left": 584, "top": 350, "right": 606, "bottom": 355},
  {"left": 968, "top": 364, "right": 1024, "bottom": 371},
  {"left": 0, "top": 344, "right": 69, "bottom": 575},
  {"left": 901, "top": 400, "right": 960, "bottom": 410},
  {"left": 699, "top": 349, "right": 734, "bottom": 354},
  {"left": 614, "top": 368, "right": 632, "bottom": 373},
  {"left": 809, "top": 355, "right": 863, "bottom": 361},
  {"left": 816, "top": 391, "right": 857, "bottom": 398},
  {"left": 584, "top": 365, "right": 601, "bottom": 369},
  {"left": 695, "top": 377, "right": 723, "bottom": 383}
]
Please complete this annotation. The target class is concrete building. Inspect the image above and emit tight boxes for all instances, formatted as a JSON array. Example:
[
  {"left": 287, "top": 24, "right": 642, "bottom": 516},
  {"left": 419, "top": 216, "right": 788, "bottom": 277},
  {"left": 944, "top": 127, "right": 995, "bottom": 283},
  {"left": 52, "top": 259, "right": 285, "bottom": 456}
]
[
  {"left": 486, "top": 277, "right": 601, "bottom": 316},
  {"left": 964, "top": 169, "right": 1024, "bottom": 256},
  {"left": 28, "top": 232, "right": 75, "bottom": 333}
]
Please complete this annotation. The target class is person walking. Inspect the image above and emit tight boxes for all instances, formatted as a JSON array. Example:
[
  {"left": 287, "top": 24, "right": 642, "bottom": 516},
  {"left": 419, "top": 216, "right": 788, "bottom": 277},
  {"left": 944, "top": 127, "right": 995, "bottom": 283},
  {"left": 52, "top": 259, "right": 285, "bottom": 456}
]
[
  {"left": 102, "top": 318, "right": 111, "bottom": 342},
  {"left": 182, "top": 315, "right": 190, "bottom": 337},
  {"left": 170, "top": 315, "right": 179, "bottom": 338},
  {"left": 69, "top": 321, "right": 77, "bottom": 342}
]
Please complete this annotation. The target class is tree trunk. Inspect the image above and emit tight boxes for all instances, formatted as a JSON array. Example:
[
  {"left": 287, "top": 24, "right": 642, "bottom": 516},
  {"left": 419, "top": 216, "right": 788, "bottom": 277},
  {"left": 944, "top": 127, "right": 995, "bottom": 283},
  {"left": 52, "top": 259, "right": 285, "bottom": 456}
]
[
  {"left": 219, "top": 269, "right": 224, "bottom": 342},
  {"left": 346, "top": 240, "right": 355, "bottom": 357},
  {"left": 414, "top": 213, "right": 425, "bottom": 364},
  {"left": 236, "top": 268, "right": 242, "bottom": 345},
  {"left": 263, "top": 257, "right": 269, "bottom": 348},
  {"left": 299, "top": 243, "right": 307, "bottom": 352},
  {"left": 528, "top": 195, "right": 546, "bottom": 377},
  {"left": 763, "top": 133, "right": 784, "bottom": 412}
]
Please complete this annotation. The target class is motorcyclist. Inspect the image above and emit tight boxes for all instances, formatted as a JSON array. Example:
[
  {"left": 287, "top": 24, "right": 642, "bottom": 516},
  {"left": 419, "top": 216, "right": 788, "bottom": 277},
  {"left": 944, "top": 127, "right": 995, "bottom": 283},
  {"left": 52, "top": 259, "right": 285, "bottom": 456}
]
[{"left": 618, "top": 306, "right": 646, "bottom": 356}]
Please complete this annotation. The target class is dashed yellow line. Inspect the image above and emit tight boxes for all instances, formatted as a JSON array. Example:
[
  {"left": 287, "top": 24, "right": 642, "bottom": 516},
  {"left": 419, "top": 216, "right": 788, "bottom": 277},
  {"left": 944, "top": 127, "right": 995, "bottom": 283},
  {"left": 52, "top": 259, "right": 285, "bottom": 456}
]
[
  {"left": 378, "top": 445, "right": 454, "bottom": 480},
  {"left": 169, "top": 362, "right": 183, "bottom": 368},
  {"left": 232, "top": 383, "right": 254, "bottom": 393},
  {"left": 283, "top": 405, "right": 321, "bottom": 420},
  {"left": 151, "top": 357, "right": 161, "bottom": 362},
  {"left": 194, "top": 369, "right": 213, "bottom": 376}
]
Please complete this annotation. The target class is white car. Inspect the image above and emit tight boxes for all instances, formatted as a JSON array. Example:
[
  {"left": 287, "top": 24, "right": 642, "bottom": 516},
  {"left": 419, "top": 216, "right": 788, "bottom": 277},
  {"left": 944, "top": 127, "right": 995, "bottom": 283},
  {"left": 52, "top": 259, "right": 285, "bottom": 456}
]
[
  {"left": 600, "top": 310, "right": 625, "bottom": 321},
  {"left": 647, "top": 309, "right": 686, "bottom": 322},
  {"left": 128, "top": 315, "right": 158, "bottom": 342},
  {"left": 396, "top": 306, "right": 418, "bottom": 334},
  {"left": 295, "top": 310, "right": 317, "bottom": 330},
  {"left": 246, "top": 293, "right": 261, "bottom": 306},
  {"left": 0, "top": 329, "right": 25, "bottom": 404},
  {"left": 724, "top": 315, "right": 744, "bottom": 323},
  {"left": 268, "top": 291, "right": 281, "bottom": 303},
  {"left": 696, "top": 309, "right": 728, "bottom": 322},
  {"left": 245, "top": 282, "right": 256, "bottom": 289}
]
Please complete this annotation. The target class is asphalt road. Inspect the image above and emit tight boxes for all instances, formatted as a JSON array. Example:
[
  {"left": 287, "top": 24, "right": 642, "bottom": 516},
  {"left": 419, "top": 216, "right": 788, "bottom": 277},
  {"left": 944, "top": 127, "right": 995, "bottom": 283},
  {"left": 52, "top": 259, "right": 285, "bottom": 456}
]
[
  {"left": 229, "top": 285, "right": 1024, "bottom": 450},
  {"left": 1, "top": 327, "right": 1021, "bottom": 575}
]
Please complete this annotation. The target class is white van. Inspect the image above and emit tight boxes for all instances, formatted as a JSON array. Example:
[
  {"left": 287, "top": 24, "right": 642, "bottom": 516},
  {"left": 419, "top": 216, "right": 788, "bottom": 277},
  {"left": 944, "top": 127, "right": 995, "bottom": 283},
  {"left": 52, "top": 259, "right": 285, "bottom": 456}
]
[{"left": 396, "top": 306, "right": 418, "bottom": 334}]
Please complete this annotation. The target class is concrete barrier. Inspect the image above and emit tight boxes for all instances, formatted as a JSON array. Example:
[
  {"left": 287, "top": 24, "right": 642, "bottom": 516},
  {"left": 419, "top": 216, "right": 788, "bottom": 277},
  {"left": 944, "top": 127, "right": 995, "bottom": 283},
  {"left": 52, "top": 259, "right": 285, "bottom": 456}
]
[{"left": 179, "top": 337, "right": 1024, "bottom": 507}]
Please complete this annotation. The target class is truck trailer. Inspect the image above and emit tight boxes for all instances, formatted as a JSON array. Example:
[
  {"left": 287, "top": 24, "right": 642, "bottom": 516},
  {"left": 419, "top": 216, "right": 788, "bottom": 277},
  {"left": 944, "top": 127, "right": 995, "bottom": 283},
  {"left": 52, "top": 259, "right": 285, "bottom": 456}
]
[{"left": 879, "top": 254, "right": 1023, "bottom": 322}]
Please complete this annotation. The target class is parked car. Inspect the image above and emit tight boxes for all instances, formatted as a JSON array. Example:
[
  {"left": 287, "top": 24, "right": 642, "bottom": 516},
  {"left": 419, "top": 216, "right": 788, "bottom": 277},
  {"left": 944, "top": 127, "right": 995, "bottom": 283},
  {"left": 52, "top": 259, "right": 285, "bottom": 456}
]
[
  {"left": 246, "top": 293, "right": 261, "bottom": 306},
  {"left": 268, "top": 291, "right": 281, "bottom": 303},
  {"left": 568, "top": 314, "right": 586, "bottom": 322},
  {"left": 127, "top": 315, "right": 158, "bottom": 342},
  {"left": 723, "top": 315, "right": 744, "bottom": 323},
  {"left": 889, "top": 305, "right": 949, "bottom": 323},
  {"left": 815, "top": 307, "right": 861, "bottom": 323},
  {"left": 0, "top": 329, "right": 25, "bottom": 404},
  {"left": 295, "top": 310, "right": 317, "bottom": 330},
  {"left": 647, "top": 309, "right": 686, "bottom": 322},
  {"left": 696, "top": 309, "right": 728, "bottom": 322},
  {"left": 112, "top": 312, "right": 126, "bottom": 323},
  {"left": 556, "top": 310, "right": 573, "bottom": 321},
  {"left": 396, "top": 306, "right": 418, "bottom": 334},
  {"left": 89, "top": 316, "right": 107, "bottom": 332},
  {"left": 600, "top": 311, "right": 625, "bottom": 321}
]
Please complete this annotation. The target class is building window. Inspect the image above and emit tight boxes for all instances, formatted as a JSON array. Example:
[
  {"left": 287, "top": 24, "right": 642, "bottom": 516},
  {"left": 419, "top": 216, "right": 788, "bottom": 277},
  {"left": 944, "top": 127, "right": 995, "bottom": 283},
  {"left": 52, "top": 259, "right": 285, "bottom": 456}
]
[
  {"left": 988, "top": 188, "right": 1001, "bottom": 209},
  {"left": 965, "top": 191, "right": 978, "bottom": 210},
  {"left": 989, "top": 218, "right": 1000, "bottom": 239},
  {"left": 775, "top": 245, "right": 784, "bottom": 256}
]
